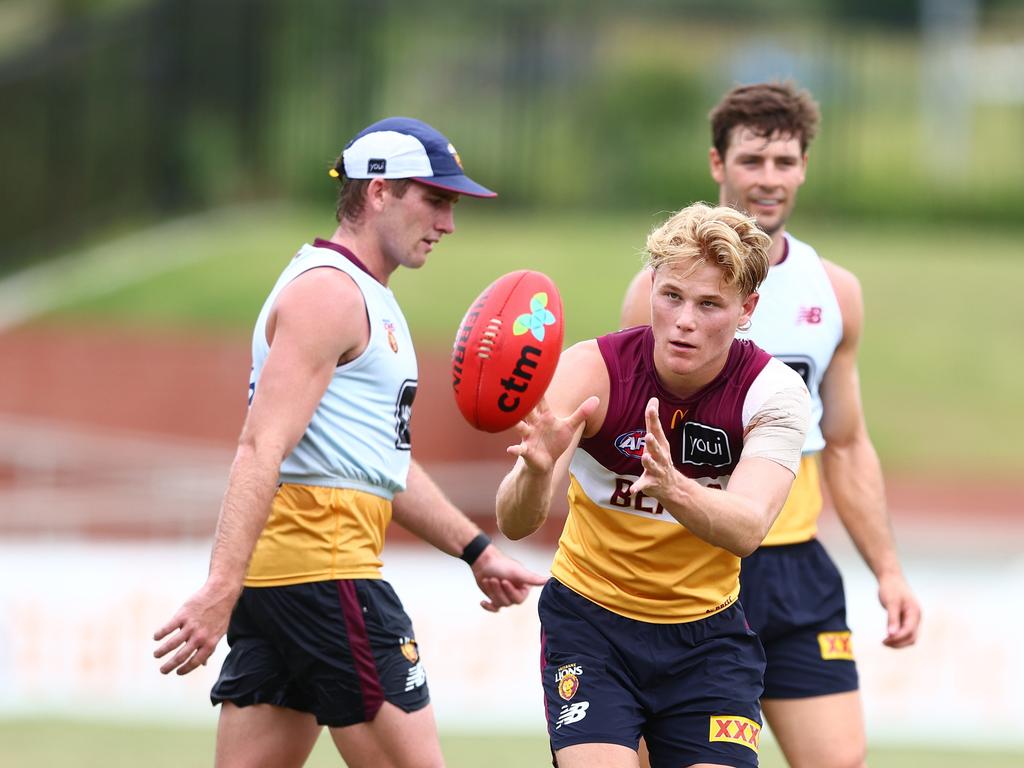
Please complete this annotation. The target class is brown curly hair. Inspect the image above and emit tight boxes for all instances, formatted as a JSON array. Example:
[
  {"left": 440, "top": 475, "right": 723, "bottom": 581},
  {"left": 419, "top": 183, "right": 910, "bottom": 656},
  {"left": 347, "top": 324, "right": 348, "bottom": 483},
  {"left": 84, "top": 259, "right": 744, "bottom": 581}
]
[{"left": 710, "top": 81, "right": 820, "bottom": 159}]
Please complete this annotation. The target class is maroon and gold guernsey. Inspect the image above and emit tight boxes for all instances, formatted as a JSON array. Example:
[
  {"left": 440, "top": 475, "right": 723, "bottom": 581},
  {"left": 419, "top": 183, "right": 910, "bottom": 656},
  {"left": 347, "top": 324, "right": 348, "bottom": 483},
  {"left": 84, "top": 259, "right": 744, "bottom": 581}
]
[{"left": 551, "top": 326, "right": 805, "bottom": 623}]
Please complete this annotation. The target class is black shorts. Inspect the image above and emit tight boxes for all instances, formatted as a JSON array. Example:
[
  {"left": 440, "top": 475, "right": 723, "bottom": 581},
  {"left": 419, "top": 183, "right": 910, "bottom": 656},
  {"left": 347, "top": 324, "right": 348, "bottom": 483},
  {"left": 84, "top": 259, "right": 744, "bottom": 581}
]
[
  {"left": 210, "top": 579, "right": 430, "bottom": 726},
  {"left": 740, "top": 539, "right": 859, "bottom": 699},
  {"left": 539, "top": 579, "right": 764, "bottom": 768}
]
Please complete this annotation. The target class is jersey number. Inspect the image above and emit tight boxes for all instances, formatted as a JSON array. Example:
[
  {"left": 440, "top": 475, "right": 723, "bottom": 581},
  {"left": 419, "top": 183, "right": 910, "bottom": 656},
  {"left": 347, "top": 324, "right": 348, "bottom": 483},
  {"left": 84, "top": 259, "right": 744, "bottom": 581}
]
[{"left": 395, "top": 379, "right": 417, "bottom": 450}]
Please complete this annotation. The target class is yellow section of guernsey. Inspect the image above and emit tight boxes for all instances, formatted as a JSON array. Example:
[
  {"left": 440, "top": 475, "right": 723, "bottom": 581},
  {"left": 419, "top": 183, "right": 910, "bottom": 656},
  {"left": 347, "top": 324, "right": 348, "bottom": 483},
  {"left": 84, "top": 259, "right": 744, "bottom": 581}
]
[
  {"left": 760, "top": 454, "right": 822, "bottom": 546},
  {"left": 245, "top": 483, "right": 391, "bottom": 586},
  {"left": 550, "top": 474, "right": 741, "bottom": 624}
]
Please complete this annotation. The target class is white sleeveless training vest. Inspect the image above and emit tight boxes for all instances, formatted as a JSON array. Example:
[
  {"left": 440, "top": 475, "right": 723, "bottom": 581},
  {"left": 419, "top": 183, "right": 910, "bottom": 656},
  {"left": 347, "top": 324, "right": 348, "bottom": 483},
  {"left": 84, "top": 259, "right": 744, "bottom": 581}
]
[
  {"left": 738, "top": 233, "right": 842, "bottom": 454},
  {"left": 249, "top": 241, "right": 418, "bottom": 498}
]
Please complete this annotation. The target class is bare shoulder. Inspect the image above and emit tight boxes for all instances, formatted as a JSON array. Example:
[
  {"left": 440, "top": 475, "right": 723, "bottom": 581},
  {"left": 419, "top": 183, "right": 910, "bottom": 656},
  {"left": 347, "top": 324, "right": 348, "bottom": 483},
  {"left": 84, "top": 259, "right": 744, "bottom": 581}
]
[
  {"left": 820, "top": 258, "right": 863, "bottom": 313},
  {"left": 620, "top": 267, "right": 654, "bottom": 328},
  {"left": 556, "top": 340, "right": 608, "bottom": 394},
  {"left": 549, "top": 339, "right": 610, "bottom": 431},
  {"left": 821, "top": 258, "right": 864, "bottom": 342},
  {"left": 270, "top": 266, "right": 367, "bottom": 358},
  {"left": 277, "top": 265, "right": 364, "bottom": 313},
  {"left": 625, "top": 267, "right": 653, "bottom": 294}
]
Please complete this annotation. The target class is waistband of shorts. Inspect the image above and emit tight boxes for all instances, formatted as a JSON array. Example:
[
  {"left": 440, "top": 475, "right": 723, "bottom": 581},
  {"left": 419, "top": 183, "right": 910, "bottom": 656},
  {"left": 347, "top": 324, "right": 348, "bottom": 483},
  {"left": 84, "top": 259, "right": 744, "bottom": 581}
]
[{"left": 277, "top": 475, "right": 396, "bottom": 499}]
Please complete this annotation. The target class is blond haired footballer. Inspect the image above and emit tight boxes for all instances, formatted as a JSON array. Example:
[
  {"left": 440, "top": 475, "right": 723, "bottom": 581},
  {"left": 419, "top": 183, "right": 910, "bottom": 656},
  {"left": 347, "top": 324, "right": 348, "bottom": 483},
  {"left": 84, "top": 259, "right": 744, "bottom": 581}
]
[{"left": 499, "top": 203, "right": 810, "bottom": 768}]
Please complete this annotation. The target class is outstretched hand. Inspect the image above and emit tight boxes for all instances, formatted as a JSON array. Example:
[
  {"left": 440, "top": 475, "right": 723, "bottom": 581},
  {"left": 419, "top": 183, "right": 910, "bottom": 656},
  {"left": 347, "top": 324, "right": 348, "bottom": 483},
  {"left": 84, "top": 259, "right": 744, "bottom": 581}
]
[
  {"left": 153, "top": 582, "right": 239, "bottom": 676},
  {"left": 507, "top": 395, "right": 600, "bottom": 475},
  {"left": 630, "top": 397, "right": 681, "bottom": 503},
  {"left": 471, "top": 544, "right": 549, "bottom": 613}
]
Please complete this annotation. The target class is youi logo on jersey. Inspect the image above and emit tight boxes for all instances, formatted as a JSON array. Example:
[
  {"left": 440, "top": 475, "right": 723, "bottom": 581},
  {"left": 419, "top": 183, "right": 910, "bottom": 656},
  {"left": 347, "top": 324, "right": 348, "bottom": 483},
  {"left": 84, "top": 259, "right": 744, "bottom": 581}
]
[{"left": 681, "top": 422, "right": 732, "bottom": 468}]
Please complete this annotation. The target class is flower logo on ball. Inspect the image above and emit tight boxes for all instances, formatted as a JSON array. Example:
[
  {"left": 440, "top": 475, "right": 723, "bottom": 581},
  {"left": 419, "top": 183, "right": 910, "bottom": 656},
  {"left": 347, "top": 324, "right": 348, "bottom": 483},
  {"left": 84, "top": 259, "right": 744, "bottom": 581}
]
[{"left": 513, "top": 292, "right": 557, "bottom": 342}]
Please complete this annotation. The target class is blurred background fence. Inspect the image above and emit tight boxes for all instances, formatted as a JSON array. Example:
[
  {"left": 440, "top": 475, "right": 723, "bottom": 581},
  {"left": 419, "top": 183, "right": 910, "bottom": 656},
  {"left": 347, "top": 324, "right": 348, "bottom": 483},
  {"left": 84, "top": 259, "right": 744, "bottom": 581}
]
[{"left": 2, "top": 0, "right": 1023, "bottom": 269}]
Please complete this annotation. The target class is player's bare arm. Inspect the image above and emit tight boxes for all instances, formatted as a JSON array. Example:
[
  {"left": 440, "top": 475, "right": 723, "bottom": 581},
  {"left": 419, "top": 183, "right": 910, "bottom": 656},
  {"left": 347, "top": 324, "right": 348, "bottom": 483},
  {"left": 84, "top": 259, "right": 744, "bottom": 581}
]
[
  {"left": 391, "top": 460, "right": 548, "bottom": 612},
  {"left": 819, "top": 259, "right": 921, "bottom": 648},
  {"left": 496, "top": 341, "right": 604, "bottom": 540},
  {"left": 620, "top": 267, "right": 654, "bottom": 329},
  {"left": 630, "top": 395, "right": 806, "bottom": 556},
  {"left": 153, "top": 268, "right": 367, "bottom": 675}
]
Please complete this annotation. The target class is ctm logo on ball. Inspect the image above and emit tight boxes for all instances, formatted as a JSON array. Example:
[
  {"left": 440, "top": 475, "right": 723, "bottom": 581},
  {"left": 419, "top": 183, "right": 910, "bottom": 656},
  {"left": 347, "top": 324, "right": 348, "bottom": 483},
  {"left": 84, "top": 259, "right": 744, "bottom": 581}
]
[
  {"left": 498, "top": 292, "right": 558, "bottom": 413},
  {"left": 513, "top": 292, "right": 557, "bottom": 342}
]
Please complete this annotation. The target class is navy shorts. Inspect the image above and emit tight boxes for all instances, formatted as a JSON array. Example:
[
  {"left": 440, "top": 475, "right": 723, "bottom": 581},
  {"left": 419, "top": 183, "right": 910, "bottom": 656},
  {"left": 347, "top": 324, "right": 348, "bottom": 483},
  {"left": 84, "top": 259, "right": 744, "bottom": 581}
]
[
  {"left": 539, "top": 579, "right": 765, "bottom": 768},
  {"left": 740, "top": 539, "right": 859, "bottom": 699},
  {"left": 210, "top": 579, "right": 430, "bottom": 726}
]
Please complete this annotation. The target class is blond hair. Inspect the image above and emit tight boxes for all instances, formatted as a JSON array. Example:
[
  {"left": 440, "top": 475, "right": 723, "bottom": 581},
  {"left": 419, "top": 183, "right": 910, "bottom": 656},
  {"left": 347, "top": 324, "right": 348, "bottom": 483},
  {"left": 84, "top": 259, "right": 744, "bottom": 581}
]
[{"left": 645, "top": 203, "right": 771, "bottom": 297}]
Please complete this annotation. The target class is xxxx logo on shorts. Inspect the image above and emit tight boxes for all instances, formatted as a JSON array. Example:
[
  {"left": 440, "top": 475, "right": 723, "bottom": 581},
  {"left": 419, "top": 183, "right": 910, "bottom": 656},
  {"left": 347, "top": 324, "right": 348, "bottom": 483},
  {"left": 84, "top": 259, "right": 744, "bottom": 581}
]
[
  {"left": 709, "top": 715, "right": 760, "bottom": 753},
  {"left": 818, "top": 631, "right": 854, "bottom": 660}
]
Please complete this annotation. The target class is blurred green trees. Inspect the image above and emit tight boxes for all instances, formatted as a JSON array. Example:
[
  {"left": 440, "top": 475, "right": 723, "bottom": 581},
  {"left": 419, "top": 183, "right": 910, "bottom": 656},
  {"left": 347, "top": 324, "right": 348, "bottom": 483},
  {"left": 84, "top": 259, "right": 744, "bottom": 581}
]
[{"left": 2, "top": 0, "right": 1022, "bottom": 267}]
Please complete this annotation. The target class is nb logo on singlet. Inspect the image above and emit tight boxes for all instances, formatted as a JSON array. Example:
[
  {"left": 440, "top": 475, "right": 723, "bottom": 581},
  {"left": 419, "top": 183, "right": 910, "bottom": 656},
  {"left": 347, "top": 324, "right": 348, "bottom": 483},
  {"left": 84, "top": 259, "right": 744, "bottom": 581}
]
[
  {"left": 555, "top": 701, "right": 590, "bottom": 729},
  {"left": 798, "top": 306, "right": 822, "bottom": 324}
]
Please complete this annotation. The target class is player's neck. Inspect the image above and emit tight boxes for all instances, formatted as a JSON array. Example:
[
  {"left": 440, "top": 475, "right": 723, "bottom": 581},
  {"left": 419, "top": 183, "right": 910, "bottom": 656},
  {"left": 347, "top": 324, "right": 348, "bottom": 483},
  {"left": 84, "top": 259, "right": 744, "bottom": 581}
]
[
  {"left": 327, "top": 224, "right": 392, "bottom": 285},
  {"left": 768, "top": 229, "right": 788, "bottom": 266}
]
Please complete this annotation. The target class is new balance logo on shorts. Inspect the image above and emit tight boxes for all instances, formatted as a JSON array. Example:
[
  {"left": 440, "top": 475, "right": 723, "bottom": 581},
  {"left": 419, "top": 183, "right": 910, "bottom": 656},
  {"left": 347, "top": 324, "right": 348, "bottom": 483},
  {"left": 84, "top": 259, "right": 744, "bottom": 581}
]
[
  {"left": 709, "top": 715, "right": 760, "bottom": 753},
  {"left": 404, "top": 662, "right": 426, "bottom": 692},
  {"left": 555, "top": 701, "right": 589, "bottom": 729}
]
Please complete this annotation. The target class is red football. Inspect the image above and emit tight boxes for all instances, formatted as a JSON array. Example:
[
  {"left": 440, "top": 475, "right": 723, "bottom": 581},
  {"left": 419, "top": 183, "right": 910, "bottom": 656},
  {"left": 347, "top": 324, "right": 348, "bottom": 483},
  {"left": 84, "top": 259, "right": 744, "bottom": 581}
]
[{"left": 451, "top": 270, "right": 564, "bottom": 433}]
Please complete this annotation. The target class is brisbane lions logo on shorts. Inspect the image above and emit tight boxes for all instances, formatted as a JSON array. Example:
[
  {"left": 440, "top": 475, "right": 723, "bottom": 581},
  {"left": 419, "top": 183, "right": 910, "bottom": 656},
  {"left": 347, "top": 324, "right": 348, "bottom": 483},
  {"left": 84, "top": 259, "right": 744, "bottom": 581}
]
[{"left": 399, "top": 637, "right": 419, "bottom": 664}]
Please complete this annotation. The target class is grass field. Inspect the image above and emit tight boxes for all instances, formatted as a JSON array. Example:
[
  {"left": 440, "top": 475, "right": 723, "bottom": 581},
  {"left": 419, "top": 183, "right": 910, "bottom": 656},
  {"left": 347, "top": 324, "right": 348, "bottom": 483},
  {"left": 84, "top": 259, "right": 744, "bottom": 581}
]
[
  {"left": 27, "top": 202, "right": 1023, "bottom": 475},
  {"left": 1, "top": 719, "right": 1022, "bottom": 768}
]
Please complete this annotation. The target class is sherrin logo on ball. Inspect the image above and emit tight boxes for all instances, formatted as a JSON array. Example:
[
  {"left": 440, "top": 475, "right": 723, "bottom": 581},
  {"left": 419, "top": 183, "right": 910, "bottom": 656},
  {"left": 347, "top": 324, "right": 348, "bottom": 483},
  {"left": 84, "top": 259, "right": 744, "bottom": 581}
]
[{"left": 451, "top": 270, "right": 564, "bottom": 433}]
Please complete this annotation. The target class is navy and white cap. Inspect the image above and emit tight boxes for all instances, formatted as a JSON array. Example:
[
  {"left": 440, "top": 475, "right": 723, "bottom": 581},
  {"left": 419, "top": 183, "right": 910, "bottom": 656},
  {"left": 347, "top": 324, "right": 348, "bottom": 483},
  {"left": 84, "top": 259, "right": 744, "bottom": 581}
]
[{"left": 340, "top": 117, "right": 496, "bottom": 198}]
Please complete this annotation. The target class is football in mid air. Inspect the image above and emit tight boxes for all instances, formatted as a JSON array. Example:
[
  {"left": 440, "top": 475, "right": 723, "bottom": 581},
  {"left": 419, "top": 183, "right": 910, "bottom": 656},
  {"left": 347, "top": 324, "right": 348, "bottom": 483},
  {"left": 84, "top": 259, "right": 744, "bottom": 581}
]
[{"left": 451, "top": 270, "right": 564, "bottom": 433}]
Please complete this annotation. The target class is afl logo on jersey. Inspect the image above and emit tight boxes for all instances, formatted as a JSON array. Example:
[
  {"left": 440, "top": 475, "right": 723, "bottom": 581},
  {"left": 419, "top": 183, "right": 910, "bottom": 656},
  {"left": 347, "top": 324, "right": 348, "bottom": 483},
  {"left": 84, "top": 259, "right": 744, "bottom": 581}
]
[{"left": 614, "top": 429, "right": 646, "bottom": 459}]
